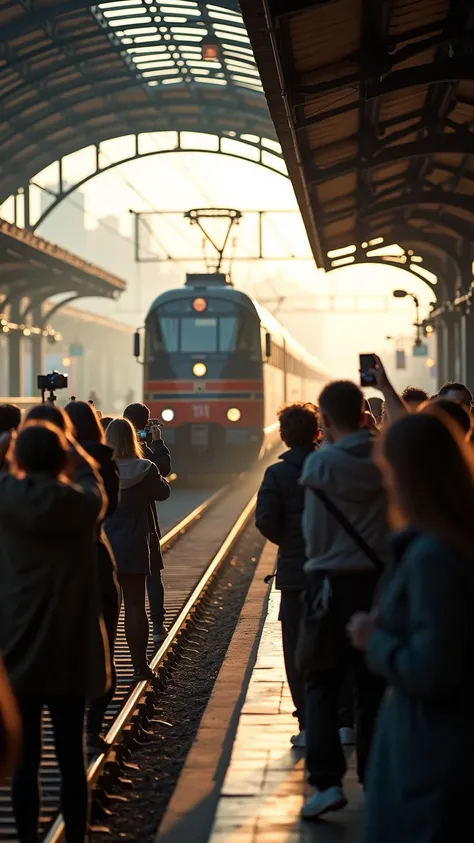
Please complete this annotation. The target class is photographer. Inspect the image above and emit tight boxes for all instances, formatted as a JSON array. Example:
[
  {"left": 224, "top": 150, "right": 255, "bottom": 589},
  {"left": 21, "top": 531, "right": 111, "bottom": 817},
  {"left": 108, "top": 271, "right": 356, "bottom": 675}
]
[
  {"left": 123, "top": 403, "right": 171, "bottom": 645},
  {"left": 123, "top": 403, "right": 171, "bottom": 476},
  {"left": 65, "top": 401, "right": 120, "bottom": 756},
  {"left": 105, "top": 419, "right": 170, "bottom": 677},
  {"left": 0, "top": 423, "right": 108, "bottom": 843}
]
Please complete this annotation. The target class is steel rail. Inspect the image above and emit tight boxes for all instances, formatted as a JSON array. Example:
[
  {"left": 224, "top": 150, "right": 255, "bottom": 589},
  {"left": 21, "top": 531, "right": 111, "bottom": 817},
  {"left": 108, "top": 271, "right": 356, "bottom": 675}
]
[{"left": 43, "top": 492, "right": 257, "bottom": 843}]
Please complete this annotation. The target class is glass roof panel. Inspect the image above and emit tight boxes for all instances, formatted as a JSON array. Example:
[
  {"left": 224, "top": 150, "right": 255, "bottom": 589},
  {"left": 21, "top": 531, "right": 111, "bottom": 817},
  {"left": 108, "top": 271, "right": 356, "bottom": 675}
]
[{"left": 97, "top": 0, "right": 263, "bottom": 92}]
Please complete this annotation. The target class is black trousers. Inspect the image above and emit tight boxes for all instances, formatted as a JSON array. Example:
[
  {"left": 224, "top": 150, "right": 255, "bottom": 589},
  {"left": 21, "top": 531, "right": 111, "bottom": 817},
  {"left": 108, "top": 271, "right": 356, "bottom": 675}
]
[
  {"left": 147, "top": 565, "right": 165, "bottom": 627},
  {"left": 305, "top": 572, "right": 385, "bottom": 790},
  {"left": 87, "top": 587, "right": 119, "bottom": 737},
  {"left": 119, "top": 573, "right": 149, "bottom": 673},
  {"left": 279, "top": 590, "right": 306, "bottom": 730},
  {"left": 12, "top": 695, "right": 87, "bottom": 843}
]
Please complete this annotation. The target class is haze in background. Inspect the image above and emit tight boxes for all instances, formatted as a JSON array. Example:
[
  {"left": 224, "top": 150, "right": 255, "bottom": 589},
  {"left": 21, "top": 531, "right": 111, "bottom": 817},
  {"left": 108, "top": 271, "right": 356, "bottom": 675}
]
[{"left": 2, "top": 141, "right": 437, "bottom": 392}]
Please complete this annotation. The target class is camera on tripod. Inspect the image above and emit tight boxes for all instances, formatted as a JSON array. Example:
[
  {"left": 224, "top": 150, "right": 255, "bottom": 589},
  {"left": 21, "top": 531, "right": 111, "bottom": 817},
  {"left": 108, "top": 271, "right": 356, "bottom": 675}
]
[{"left": 37, "top": 371, "right": 68, "bottom": 404}]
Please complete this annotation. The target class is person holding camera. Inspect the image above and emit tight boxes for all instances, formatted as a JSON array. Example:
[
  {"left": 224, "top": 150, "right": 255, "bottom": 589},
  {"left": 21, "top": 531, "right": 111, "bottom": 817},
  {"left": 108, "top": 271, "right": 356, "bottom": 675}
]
[
  {"left": 123, "top": 403, "right": 171, "bottom": 645},
  {"left": 65, "top": 401, "right": 121, "bottom": 756},
  {"left": 0, "top": 422, "right": 109, "bottom": 843},
  {"left": 105, "top": 418, "right": 170, "bottom": 678}
]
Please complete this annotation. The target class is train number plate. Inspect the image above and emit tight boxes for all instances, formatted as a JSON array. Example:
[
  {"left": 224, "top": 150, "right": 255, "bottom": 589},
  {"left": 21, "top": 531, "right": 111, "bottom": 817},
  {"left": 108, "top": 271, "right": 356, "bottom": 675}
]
[{"left": 192, "top": 404, "right": 210, "bottom": 419}]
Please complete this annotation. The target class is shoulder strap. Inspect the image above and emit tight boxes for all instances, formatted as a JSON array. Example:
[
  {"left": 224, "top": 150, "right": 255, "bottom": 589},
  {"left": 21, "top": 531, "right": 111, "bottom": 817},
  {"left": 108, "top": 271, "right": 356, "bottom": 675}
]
[{"left": 312, "top": 488, "right": 385, "bottom": 574}]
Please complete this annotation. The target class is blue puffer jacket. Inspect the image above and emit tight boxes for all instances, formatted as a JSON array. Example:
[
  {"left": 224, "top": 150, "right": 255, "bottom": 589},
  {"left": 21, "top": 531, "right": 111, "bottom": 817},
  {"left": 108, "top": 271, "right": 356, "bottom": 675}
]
[{"left": 255, "top": 445, "right": 315, "bottom": 590}]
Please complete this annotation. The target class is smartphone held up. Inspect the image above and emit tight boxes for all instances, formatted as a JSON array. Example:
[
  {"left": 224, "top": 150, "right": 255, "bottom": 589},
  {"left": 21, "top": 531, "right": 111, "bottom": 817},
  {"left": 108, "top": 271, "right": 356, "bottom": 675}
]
[{"left": 359, "top": 353, "right": 377, "bottom": 388}]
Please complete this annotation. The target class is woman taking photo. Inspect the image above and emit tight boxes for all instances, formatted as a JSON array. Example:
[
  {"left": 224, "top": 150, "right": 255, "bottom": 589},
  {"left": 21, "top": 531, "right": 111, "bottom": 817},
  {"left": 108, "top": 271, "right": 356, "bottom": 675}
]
[
  {"left": 0, "top": 422, "right": 108, "bottom": 843},
  {"left": 105, "top": 418, "right": 170, "bottom": 680},
  {"left": 348, "top": 412, "right": 474, "bottom": 842},
  {"left": 65, "top": 400, "right": 120, "bottom": 756}
]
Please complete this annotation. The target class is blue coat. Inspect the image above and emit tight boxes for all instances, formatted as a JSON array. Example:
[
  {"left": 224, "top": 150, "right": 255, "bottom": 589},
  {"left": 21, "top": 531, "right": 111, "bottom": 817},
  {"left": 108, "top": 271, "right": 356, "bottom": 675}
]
[{"left": 364, "top": 530, "right": 474, "bottom": 843}]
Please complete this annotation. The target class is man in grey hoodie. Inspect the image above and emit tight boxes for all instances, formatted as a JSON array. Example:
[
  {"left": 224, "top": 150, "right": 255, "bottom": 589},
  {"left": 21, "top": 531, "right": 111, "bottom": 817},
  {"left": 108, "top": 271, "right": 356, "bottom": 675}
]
[{"left": 299, "top": 380, "right": 387, "bottom": 819}]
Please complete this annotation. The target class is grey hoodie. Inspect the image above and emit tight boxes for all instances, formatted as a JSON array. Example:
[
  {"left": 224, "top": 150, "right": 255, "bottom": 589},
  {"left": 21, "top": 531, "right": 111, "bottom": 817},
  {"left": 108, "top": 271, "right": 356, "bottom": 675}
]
[
  {"left": 117, "top": 458, "right": 152, "bottom": 490},
  {"left": 300, "top": 429, "right": 389, "bottom": 574}
]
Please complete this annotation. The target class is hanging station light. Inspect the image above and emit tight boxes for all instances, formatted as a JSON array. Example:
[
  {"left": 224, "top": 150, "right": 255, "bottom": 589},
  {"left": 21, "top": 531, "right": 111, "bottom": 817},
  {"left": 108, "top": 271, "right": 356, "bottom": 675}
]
[{"left": 201, "top": 32, "right": 220, "bottom": 62}]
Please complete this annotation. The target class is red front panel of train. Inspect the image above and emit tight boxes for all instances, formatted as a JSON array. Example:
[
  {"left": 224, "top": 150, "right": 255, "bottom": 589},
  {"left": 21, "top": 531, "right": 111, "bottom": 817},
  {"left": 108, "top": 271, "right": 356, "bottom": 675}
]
[{"left": 144, "top": 380, "right": 265, "bottom": 427}]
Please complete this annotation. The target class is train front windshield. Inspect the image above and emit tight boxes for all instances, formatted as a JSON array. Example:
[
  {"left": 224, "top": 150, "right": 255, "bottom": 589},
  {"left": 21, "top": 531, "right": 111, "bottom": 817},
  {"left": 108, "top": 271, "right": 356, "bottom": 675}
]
[{"left": 145, "top": 299, "right": 260, "bottom": 376}]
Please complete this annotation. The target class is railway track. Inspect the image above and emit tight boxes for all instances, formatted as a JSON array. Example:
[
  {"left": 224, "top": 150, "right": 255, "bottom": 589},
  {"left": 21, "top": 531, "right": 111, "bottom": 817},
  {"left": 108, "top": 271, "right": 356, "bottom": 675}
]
[{"left": 0, "top": 461, "right": 270, "bottom": 843}]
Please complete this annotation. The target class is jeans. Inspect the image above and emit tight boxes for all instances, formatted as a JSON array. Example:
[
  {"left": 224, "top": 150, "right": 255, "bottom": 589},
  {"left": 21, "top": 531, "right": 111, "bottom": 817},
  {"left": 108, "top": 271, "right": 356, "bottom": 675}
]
[
  {"left": 305, "top": 572, "right": 385, "bottom": 790},
  {"left": 12, "top": 695, "right": 87, "bottom": 843},
  {"left": 279, "top": 590, "right": 305, "bottom": 730}
]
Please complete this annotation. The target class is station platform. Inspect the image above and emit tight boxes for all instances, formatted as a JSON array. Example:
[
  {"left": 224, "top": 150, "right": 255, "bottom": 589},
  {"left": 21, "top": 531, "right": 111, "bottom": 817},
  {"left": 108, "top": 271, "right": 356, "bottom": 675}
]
[{"left": 157, "top": 543, "right": 363, "bottom": 843}]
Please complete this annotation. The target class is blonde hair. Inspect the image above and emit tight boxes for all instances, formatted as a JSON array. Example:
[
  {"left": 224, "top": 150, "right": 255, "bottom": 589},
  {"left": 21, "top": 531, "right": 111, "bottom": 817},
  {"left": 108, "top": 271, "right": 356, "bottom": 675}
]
[{"left": 106, "top": 418, "right": 142, "bottom": 460}]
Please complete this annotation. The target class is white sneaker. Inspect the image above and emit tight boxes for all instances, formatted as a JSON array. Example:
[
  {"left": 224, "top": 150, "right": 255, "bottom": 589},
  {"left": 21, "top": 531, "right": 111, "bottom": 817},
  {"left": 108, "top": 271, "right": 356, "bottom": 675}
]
[
  {"left": 301, "top": 786, "right": 348, "bottom": 819},
  {"left": 290, "top": 729, "right": 306, "bottom": 748},
  {"left": 339, "top": 726, "right": 355, "bottom": 746}
]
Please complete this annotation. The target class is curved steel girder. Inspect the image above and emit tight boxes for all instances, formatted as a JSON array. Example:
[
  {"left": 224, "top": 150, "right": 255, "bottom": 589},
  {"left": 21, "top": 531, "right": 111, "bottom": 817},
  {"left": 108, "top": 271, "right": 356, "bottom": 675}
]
[
  {"left": 1, "top": 0, "right": 240, "bottom": 44},
  {"left": 1, "top": 92, "right": 273, "bottom": 156},
  {"left": 357, "top": 256, "right": 439, "bottom": 300},
  {"left": 0, "top": 98, "right": 274, "bottom": 170},
  {"left": 331, "top": 254, "right": 440, "bottom": 300},
  {"left": 361, "top": 190, "right": 474, "bottom": 224},
  {"left": 0, "top": 70, "right": 268, "bottom": 128},
  {"left": 400, "top": 210, "right": 474, "bottom": 251},
  {"left": 367, "top": 60, "right": 474, "bottom": 99},
  {"left": 311, "top": 133, "right": 474, "bottom": 185},
  {"left": 364, "top": 225, "right": 461, "bottom": 296},
  {"left": 0, "top": 116, "right": 279, "bottom": 206},
  {"left": 33, "top": 135, "right": 288, "bottom": 230}
]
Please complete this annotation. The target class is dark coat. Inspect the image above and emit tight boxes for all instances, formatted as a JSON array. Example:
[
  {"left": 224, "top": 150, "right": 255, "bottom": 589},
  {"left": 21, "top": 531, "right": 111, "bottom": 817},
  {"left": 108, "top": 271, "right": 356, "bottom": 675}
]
[
  {"left": 143, "top": 441, "right": 171, "bottom": 572},
  {"left": 105, "top": 458, "right": 170, "bottom": 576},
  {"left": 0, "top": 464, "right": 109, "bottom": 697},
  {"left": 364, "top": 531, "right": 474, "bottom": 843},
  {"left": 77, "top": 441, "right": 120, "bottom": 610},
  {"left": 255, "top": 445, "right": 315, "bottom": 590}
]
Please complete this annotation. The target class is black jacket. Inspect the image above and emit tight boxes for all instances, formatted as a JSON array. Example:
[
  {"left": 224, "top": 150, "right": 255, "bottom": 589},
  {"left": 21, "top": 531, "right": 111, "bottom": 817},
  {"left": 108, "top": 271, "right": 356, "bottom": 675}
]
[
  {"left": 143, "top": 440, "right": 171, "bottom": 478},
  {"left": 77, "top": 441, "right": 120, "bottom": 609},
  {"left": 105, "top": 458, "right": 170, "bottom": 576},
  {"left": 255, "top": 445, "right": 315, "bottom": 590},
  {"left": 0, "top": 463, "right": 109, "bottom": 697},
  {"left": 143, "top": 440, "right": 171, "bottom": 544},
  {"left": 364, "top": 530, "right": 474, "bottom": 843}
]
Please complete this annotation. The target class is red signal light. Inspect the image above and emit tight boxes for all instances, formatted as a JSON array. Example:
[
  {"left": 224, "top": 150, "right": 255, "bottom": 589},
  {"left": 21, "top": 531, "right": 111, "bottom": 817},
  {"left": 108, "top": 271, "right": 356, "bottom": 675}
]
[{"left": 193, "top": 297, "right": 207, "bottom": 312}]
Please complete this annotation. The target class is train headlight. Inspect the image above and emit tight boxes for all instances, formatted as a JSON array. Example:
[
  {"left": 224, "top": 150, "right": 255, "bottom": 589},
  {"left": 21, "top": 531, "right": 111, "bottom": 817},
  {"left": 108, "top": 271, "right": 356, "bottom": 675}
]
[
  {"left": 193, "top": 362, "right": 207, "bottom": 377},
  {"left": 161, "top": 408, "right": 175, "bottom": 422},
  {"left": 193, "top": 297, "right": 207, "bottom": 312},
  {"left": 227, "top": 407, "right": 241, "bottom": 423}
]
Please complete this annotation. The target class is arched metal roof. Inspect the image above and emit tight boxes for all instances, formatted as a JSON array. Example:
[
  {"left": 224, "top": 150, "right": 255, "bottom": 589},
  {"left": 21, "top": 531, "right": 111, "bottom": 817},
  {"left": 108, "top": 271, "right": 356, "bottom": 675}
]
[
  {"left": 239, "top": 0, "right": 474, "bottom": 300},
  {"left": 0, "top": 0, "right": 275, "bottom": 204}
]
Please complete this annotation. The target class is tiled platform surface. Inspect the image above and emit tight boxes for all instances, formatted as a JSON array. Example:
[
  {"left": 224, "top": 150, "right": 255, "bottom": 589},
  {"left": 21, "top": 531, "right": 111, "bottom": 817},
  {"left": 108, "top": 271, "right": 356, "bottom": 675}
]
[{"left": 208, "top": 587, "right": 364, "bottom": 843}]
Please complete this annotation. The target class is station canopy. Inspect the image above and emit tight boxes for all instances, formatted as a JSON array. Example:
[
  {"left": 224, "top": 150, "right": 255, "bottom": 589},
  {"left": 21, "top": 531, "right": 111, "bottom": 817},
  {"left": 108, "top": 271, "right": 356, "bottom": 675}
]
[
  {"left": 0, "top": 0, "right": 275, "bottom": 206},
  {"left": 0, "top": 218, "right": 125, "bottom": 304},
  {"left": 239, "top": 0, "right": 474, "bottom": 299}
]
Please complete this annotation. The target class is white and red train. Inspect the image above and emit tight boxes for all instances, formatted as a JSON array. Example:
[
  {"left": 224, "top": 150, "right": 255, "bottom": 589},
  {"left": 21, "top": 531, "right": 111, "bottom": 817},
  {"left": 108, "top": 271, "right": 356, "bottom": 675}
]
[{"left": 138, "top": 274, "right": 328, "bottom": 474}]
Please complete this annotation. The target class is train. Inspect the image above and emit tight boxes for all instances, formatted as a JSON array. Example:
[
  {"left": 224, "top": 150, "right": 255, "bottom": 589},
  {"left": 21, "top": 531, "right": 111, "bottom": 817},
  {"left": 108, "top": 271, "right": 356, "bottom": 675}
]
[{"left": 135, "top": 273, "right": 329, "bottom": 474}]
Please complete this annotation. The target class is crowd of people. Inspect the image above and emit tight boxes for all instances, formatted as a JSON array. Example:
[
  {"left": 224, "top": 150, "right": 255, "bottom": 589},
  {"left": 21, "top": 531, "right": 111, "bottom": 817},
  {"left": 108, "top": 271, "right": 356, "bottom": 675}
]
[
  {"left": 256, "top": 360, "right": 474, "bottom": 841},
  {"left": 0, "top": 399, "right": 171, "bottom": 842},
  {"left": 1, "top": 361, "right": 474, "bottom": 842}
]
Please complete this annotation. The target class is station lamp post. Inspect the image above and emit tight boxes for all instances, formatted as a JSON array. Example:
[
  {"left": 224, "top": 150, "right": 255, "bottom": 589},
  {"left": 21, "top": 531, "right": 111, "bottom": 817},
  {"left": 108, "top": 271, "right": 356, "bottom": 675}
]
[{"left": 393, "top": 289, "right": 422, "bottom": 345}]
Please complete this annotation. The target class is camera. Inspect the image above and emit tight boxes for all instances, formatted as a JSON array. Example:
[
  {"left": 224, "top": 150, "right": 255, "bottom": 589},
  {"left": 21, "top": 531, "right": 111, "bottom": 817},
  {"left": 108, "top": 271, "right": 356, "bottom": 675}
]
[
  {"left": 137, "top": 418, "right": 161, "bottom": 443},
  {"left": 37, "top": 372, "right": 68, "bottom": 392},
  {"left": 37, "top": 371, "right": 68, "bottom": 404}
]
